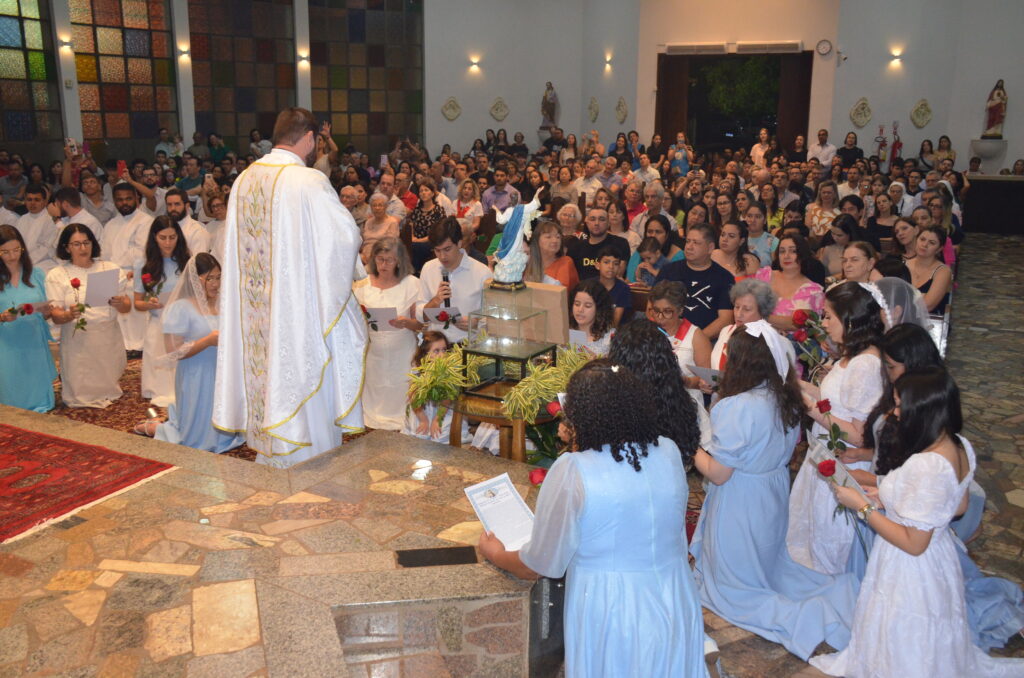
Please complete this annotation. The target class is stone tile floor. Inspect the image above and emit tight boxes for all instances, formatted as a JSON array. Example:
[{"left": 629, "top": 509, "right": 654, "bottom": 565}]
[{"left": 1, "top": 234, "right": 1022, "bottom": 677}]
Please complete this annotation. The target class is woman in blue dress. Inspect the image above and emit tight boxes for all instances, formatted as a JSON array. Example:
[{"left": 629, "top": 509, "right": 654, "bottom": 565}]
[
  {"left": 134, "top": 215, "right": 190, "bottom": 407},
  {"left": 137, "top": 253, "right": 242, "bottom": 453},
  {"left": 479, "top": 360, "right": 707, "bottom": 678},
  {"left": 0, "top": 224, "right": 56, "bottom": 411},
  {"left": 691, "top": 320, "right": 859, "bottom": 660}
]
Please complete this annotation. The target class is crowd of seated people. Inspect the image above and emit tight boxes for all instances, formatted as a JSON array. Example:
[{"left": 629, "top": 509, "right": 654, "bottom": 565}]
[{"left": 0, "top": 120, "right": 1021, "bottom": 676}]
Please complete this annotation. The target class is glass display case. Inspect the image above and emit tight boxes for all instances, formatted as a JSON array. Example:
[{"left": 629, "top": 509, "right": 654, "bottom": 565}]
[{"left": 462, "top": 287, "right": 557, "bottom": 402}]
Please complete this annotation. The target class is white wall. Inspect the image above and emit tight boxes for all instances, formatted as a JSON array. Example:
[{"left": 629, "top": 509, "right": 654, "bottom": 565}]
[
  {"left": 422, "top": 0, "right": 639, "bottom": 156},
  {"left": 634, "top": 0, "right": 841, "bottom": 141}
]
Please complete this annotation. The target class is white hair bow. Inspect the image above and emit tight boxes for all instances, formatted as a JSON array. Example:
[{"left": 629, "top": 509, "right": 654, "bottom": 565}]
[{"left": 744, "top": 319, "right": 791, "bottom": 380}]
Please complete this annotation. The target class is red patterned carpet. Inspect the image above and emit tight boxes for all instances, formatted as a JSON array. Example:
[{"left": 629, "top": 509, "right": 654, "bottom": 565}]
[{"left": 0, "top": 424, "right": 173, "bottom": 542}]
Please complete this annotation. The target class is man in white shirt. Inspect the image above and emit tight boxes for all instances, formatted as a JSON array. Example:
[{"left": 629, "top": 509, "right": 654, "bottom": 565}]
[
  {"left": 837, "top": 165, "right": 861, "bottom": 199},
  {"left": 102, "top": 184, "right": 153, "bottom": 352},
  {"left": 628, "top": 182, "right": 673, "bottom": 237},
  {"left": 50, "top": 187, "right": 105, "bottom": 243},
  {"left": 15, "top": 185, "right": 59, "bottom": 273},
  {"left": 807, "top": 129, "right": 837, "bottom": 166},
  {"left": 417, "top": 218, "right": 491, "bottom": 343},
  {"left": 632, "top": 153, "right": 660, "bottom": 186},
  {"left": 374, "top": 172, "right": 408, "bottom": 221},
  {"left": 773, "top": 170, "right": 801, "bottom": 209},
  {"left": 574, "top": 159, "right": 603, "bottom": 207},
  {"left": 0, "top": 204, "right": 19, "bottom": 226},
  {"left": 165, "top": 188, "right": 211, "bottom": 254},
  {"left": 205, "top": 194, "right": 229, "bottom": 262}
]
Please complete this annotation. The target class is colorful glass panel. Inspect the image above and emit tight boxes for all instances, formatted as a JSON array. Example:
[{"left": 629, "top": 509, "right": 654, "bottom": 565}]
[
  {"left": 0, "top": 47, "right": 25, "bottom": 78},
  {"left": 188, "top": 0, "right": 295, "bottom": 149},
  {"left": 72, "top": 0, "right": 175, "bottom": 143}
]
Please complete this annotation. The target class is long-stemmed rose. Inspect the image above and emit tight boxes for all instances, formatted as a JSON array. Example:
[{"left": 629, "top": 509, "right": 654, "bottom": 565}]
[
  {"left": 436, "top": 309, "right": 459, "bottom": 331},
  {"left": 4, "top": 303, "right": 35, "bottom": 318},
  {"left": 140, "top": 272, "right": 163, "bottom": 303},
  {"left": 816, "top": 451, "right": 868, "bottom": 558},
  {"left": 69, "top": 277, "right": 89, "bottom": 335}
]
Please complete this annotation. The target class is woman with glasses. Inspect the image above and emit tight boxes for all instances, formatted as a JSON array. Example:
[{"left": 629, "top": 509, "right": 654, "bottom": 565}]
[
  {"left": 353, "top": 238, "right": 422, "bottom": 430},
  {"left": 0, "top": 225, "right": 56, "bottom": 411},
  {"left": 45, "top": 224, "right": 132, "bottom": 408}
]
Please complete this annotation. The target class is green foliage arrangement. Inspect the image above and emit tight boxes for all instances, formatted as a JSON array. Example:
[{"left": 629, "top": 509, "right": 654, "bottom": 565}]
[
  {"left": 406, "top": 343, "right": 488, "bottom": 411},
  {"left": 501, "top": 346, "right": 592, "bottom": 423}
]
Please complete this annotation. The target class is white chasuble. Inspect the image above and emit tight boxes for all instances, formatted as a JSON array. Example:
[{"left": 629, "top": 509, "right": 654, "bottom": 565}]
[{"left": 213, "top": 148, "right": 367, "bottom": 467}]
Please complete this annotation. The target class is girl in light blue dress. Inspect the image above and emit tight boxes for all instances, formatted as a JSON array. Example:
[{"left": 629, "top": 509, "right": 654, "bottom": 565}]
[
  {"left": 692, "top": 321, "right": 859, "bottom": 660},
  {"left": 479, "top": 361, "right": 708, "bottom": 678},
  {"left": 144, "top": 253, "right": 242, "bottom": 453},
  {"left": 0, "top": 225, "right": 56, "bottom": 412}
]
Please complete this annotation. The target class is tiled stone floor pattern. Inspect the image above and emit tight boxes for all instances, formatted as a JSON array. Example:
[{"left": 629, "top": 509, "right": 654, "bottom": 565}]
[{"left": 1, "top": 234, "right": 1022, "bottom": 677}]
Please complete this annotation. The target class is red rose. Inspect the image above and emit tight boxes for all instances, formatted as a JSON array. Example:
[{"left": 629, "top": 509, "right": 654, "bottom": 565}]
[
  {"left": 21, "top": 303, "right": 33, "bottom": 315},
  {"left": 141, "top": 273, "right": 153, "bottom": 285},
  {"left": 792, "top": 309, "right": 809, "bottom": 327},
  {"left": 793, "top": 329, "right": 808, "bottom": 343},
  {"left": 817, "top": 459, "right": 836, "bottom": 477},
  {"left": 545, "top": 401, "right": 561, "bottom": 417},
  {"left": 69, "top": 278, "right": 81, "bottom": 289},
  {"left": 437, "top": 311, "right": 450, "bottom": 322},
  {"left": 529, "top": 468, "right": 548, "bottom": 486},
  {"left": 816, "top": 399, "right": 832, "bottom": 414}
]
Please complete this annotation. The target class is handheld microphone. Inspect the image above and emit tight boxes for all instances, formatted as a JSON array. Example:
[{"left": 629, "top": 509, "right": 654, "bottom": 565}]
[{"left": 441, "top": 271, "right": 451, "bottom": 308}]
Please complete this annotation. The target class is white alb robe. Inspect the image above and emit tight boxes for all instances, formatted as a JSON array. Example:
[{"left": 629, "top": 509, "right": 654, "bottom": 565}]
[
  {"left": 176, "top": 215, "right": 211, "bottom": 255},
  {"left": 16, "top": 210, "right": 59, "bottom": 273},
  {"left": 213, "top": 148, "right": 367, "bottom": 467},
  {"left": 63, "top": 207, "right": 105, "bottom": 244},
  {"left": 0, "top": 206, "right": 18, "bottom": 226},
  {"left": 102, "top": 209, "right": 152, "bottom": 351}
]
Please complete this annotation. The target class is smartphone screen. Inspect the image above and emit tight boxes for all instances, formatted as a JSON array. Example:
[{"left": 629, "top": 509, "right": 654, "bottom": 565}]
[{"left": 116, "top": 160, "right": 127, "bottom": 177}]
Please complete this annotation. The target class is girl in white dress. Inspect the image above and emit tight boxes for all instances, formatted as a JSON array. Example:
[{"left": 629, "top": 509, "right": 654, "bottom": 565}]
[
  {"left": 45, "top": 224, "right": 132, "bottom": 408},
  {"left": 353, "top": 238, "right": 422, "bottom": 430},
  {"left": 404, "top": 332, "right": 467, "bottom": 443},
  {"left": 569, "top": 279, "right": 614, "bottom": 356},
  {"left": 788, "top": 282, "right": 886, "bottom": 574},
  {"left": 812, "top": 367, "right": 1024, "bottom": 677}
]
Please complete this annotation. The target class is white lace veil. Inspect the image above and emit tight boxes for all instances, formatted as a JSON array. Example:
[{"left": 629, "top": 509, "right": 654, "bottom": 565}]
[
  {"left": 874, "top": 277, "right": 931, "bottom": 330},
  {"left": 156, "top": 253, "right": 218, "bottom": 367}
]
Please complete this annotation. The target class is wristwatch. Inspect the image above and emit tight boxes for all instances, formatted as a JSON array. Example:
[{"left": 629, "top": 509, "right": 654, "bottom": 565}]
[{"left": 857, "top": 503, "right": 875, "bottom": 522}]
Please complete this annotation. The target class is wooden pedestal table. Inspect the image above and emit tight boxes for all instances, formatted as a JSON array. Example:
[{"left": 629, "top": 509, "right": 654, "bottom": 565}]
[{"left": 449, "top": 383, "right": 554, "bottom": 463}]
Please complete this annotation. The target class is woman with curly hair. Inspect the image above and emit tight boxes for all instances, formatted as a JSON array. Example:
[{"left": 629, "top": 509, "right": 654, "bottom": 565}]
[
  {"left": 692, "top": 322, "right": 858, "bottom": 660},
  {"left": 787, "top": 283, "right": 885, "bottom": 576},
  {"left": 478, "top": 360, "right": 707, "bottom": 678},
  {"left": 609, "top": 318, "right": 706, "bottom": 455}
]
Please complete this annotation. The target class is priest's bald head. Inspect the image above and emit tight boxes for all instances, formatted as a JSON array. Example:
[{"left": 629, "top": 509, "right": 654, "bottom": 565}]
[{"left": 272, "top": 107, "right": 318, "bottom": 165}]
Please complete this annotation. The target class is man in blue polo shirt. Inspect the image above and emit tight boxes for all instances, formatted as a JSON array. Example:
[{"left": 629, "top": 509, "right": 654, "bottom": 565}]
[{"left": 655, "top": 222, "right": 734, "bottom": 339}]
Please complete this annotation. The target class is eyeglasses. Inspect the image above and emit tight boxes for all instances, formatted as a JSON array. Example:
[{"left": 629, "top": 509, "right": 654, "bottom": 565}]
[
  {"left": 67, "top": 240, "right": 92, "bottom": 248},
  {"left": 649, "top": 307, "right": 679, "bottom": 318},
  {"left": 0, "top": 246, "right": 23, "bottom": 256}
]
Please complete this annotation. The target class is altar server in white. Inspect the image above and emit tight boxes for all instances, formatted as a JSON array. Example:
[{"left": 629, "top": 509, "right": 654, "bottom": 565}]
[
  {"left": 102, "top": 184, "right": 152, "bottom": 352},
  {"left": 214, "top": 107, "right": 367, "bottom": 467}
]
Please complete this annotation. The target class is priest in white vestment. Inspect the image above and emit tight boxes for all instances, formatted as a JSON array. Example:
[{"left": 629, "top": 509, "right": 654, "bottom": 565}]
[
  {"left": 213, "top": 108, "right": 367, "bottom": 467},
  {"left": 16, "top": 186, "right": 60, "bottom": 274},
  {"left": 102, "top": 184, "right": 152, "bottom": 351}
]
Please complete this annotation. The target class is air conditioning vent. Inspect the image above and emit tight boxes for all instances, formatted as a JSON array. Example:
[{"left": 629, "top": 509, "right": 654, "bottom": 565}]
[
  {"left": 664, "top": 42, "right": 728, "bottom": 55},
  {"left": 736, "top": 41, "right": 803, "bottom": 54}
]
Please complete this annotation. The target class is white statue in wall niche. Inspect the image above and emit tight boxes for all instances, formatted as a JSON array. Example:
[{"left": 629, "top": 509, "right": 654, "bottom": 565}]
[
  {"left": 541, "top": 82, "right": 558, "bottom": 130},
  {"left": 984, "top": 79, "right": 1007, "bottom": 139},
  {"left": 588, "top": 97, "right": 599, "bottom": 123}
]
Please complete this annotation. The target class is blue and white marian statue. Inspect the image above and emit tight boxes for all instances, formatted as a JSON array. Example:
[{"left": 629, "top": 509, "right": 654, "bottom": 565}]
[{"left": 492, "top": 194, "right": 542, "bottom": 285}]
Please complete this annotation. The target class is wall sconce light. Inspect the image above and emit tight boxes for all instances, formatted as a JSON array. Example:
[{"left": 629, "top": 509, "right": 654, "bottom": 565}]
[
  {"left": 177, "top": 45, "right": 190, "bottom": 59},
  {"left": 889, "top": 48, "right": 903, "bottom": 66},
  {"left": 297, "top": 53, "right": 310, "bottom": 68},
  {"left": 468, "top": 55, "right": 481, "bottom": 71},
  {"left": 604, "top": 53, "right": 612, "bottom": 72},
  {"left": 59, "top": 36, "right": 73, "bottom": 51}
]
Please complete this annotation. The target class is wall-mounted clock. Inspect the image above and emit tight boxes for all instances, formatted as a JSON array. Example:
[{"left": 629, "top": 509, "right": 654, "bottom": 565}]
[{"left": 816, "top": 39, "right": 833, "bottom": 56}]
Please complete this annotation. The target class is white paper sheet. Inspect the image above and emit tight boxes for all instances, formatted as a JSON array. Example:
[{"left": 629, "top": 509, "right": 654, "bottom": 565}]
[
  {"left": 424, "top": 305, "right": 461, "bottom": 324},
  {"left": 687, "top": 364, "right": 721, "bottom": 386},
  {"left": 364, "top": 306, "right": 399, "bottom": 331},
  {"left": 84, "top": 267, "right": 120, "bottom": 307},
  {"left": 567, "top": 329, "right": 588, "bottom": 348},
  {"left": 805, "top": 432, "right": 874, "bottom": 507},
  {"left": 464, "top": 472, "right": 535, "bottom": 551}
]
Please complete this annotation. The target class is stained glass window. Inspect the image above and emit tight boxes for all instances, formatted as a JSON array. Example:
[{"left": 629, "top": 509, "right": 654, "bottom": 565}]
[
  {"left": 71, "top": 0, "right": 177, "bottom": 144},
  {"left": 188, "top": 0, "right": 296, "bottom": 154},
  {"left": 0, "top": 0, "right": 62, "bottom": 143},
  {"left": 309, "top": 0, "right": 423, "bottom": 159}
]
